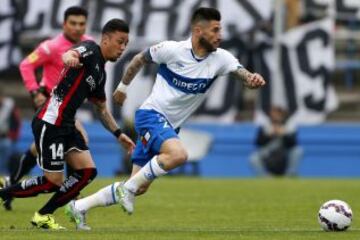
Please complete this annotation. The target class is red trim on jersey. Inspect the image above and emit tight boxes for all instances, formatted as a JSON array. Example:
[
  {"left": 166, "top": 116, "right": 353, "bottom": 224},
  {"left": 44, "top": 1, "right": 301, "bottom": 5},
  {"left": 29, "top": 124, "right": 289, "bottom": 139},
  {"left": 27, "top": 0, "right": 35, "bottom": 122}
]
[
  {"left": 55, "top": 69, "right": 85, "bottom": 126},
  {"left": 38, "top": 67, "right": 71, "bottom": 121},
  {"left": 37, "top": 97, "right": 51, "bottom": 120},
  {"left": 141, "top": 136, "right": 148, "bottom": 145}
]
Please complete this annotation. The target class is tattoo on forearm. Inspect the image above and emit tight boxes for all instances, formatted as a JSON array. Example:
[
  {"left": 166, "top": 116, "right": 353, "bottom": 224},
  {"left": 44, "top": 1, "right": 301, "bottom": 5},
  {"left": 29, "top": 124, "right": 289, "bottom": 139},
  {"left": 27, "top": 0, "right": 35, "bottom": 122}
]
[
  {"left": 121, "top": 54, "right": 147, "bottom": 85},
  {"left": 234, "top": 68, "right": 251, "bottom": 82},
  {"left": 95, "top": 107, "right": 117, "bottom": 133}
]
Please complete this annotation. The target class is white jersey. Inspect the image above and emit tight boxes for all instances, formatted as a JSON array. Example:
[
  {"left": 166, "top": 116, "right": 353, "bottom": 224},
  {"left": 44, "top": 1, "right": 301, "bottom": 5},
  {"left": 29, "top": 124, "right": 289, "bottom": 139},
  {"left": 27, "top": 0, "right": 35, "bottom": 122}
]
[{"left": 140, "top": 38, "right": 243, "bottom": 128}]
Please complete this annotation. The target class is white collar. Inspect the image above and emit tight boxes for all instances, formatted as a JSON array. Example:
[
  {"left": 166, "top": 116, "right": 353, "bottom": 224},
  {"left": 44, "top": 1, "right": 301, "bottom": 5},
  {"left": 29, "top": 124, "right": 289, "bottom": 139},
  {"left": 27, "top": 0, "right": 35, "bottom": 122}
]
[{"left": 184, "top": 38, "right": 193, "bottom": 49}]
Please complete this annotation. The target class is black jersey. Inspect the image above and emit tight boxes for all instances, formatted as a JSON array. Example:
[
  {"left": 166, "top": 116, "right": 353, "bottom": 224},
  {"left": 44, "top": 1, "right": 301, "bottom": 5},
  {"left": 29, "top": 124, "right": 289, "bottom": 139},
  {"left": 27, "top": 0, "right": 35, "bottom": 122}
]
[{"left": 36, "top": 40, "right": 106, "bottom": 127}]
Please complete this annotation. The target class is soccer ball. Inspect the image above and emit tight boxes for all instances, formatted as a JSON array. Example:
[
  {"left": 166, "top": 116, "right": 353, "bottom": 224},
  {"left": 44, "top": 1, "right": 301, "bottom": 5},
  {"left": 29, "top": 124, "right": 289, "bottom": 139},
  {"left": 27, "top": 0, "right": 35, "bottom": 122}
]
[{"left": 318, "top": 200, "right": 353, "bottom": 231}]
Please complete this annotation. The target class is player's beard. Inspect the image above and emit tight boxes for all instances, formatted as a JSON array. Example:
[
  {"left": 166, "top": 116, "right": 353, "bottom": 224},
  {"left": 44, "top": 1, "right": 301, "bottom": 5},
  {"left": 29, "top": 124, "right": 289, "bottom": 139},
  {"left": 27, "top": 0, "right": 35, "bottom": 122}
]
[{"left": 199, "top": 37, "right": 216, "bottom": 52}]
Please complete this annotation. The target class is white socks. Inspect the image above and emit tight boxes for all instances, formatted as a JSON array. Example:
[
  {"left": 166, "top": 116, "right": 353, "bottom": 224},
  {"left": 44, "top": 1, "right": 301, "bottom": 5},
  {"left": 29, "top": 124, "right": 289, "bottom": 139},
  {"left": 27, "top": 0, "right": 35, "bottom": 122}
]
[
  {"left": 74, "top": 156, "right": 167, "bottom": 212},
  {"left": 124, "top": 156, "right": 167, "bottom": 193},
  {"left": 75, "top": 182, "right": 121, "bottom": 212}
]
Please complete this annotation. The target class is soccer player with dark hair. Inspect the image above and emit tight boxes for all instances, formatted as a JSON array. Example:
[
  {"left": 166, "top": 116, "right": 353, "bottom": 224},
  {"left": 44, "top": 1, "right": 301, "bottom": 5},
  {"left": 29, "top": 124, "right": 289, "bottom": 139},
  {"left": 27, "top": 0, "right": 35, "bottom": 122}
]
[
  {"left": 64, "top": 7, "right": 265, "bottom": 230},
  {"left": 1, "top": 6, "right": 92, "bottom": 211},
  {"left": 0, "top": 18, "right": 135, "bottom": 230}
]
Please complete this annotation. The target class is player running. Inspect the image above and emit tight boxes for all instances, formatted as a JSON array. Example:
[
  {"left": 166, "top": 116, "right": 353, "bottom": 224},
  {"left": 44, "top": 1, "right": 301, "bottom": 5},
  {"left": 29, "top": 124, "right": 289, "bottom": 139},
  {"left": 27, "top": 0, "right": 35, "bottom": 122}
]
[
  {"left": 64, "top": 7, "right": 265, "bottom": 230},
  {"left": 0, "top": 19, "right": 135, "bottom": 230},
  {"left": 1, "top": 6, "right": 92, "bottom": 211}
]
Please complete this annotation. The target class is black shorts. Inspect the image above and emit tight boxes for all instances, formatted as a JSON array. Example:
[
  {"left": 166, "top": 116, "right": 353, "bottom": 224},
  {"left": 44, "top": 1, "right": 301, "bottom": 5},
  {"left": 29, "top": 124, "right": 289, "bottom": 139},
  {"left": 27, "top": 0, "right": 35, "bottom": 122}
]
[{"left": 32, "top": 118, "right": 88, "bottom": 172}]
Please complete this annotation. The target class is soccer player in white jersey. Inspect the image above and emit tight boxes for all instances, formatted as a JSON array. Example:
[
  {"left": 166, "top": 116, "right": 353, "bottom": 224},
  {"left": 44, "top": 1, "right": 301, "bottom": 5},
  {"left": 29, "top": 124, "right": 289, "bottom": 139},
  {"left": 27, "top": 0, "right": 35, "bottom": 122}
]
[{"left": 65, "top": 7, "right": 265, "bottom": 230}]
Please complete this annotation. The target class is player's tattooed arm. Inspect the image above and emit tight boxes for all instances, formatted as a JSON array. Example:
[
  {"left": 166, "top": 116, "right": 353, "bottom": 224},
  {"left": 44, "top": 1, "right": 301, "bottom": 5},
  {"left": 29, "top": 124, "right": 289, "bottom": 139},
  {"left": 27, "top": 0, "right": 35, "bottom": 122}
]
[
  {"left": 113, "top": 51, "right": 151, "bottom": 105},
  {"left": 233, "top": 67, "right": 252, "bottom": 82},
  {"left": 93, "top": 100, "right": 135, "bottom": 153},
  {"left": 232, "top": 67, "right": 266, "bottom": 89},
  {"left": 121, "top": 52, "right": 149, "bottom": 85},
  {"left": 93, "top": 100, "right": 119, "bottom": 133}
]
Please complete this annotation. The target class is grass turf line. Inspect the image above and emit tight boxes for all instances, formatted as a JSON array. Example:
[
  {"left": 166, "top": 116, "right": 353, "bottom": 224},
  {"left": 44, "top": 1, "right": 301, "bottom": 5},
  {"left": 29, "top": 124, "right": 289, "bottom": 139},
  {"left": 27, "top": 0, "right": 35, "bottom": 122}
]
[{"left": 0, "top": 177, "right": 358, "bottom": 240}]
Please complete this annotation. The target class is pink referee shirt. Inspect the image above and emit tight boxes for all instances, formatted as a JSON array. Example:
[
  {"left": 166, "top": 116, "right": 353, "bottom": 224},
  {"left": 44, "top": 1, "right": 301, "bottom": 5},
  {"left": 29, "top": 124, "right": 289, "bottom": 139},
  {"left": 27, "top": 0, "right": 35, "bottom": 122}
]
[{"left": 19, "top": 33, "right": 93, "bottom": 94}]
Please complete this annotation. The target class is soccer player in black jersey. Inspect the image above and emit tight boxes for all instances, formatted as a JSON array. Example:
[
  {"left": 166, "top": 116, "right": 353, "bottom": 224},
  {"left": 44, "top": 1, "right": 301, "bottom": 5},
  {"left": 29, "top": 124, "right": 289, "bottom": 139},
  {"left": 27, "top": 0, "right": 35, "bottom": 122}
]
[
  {"left": 1, "top": 6, "right": 91, "bottom": 211},
  {"left": 0, "top": 19, "right": 135, "bottom": 230}
]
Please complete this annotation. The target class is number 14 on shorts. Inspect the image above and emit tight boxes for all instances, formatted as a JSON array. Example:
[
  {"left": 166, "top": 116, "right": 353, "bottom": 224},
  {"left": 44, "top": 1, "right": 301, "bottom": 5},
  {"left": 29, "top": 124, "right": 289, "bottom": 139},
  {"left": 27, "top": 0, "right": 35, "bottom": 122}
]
[{"left": 49, "top": 143, "right": 64, "bottom": 159}]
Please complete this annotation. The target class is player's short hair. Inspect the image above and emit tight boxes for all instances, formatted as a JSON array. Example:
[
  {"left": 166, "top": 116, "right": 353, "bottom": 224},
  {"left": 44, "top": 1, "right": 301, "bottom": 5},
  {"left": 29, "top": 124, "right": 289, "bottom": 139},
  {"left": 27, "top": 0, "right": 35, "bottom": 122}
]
[
  {"left": 191, "top": 7, "right": 221, "bottom": 25},
  {"left": 64, "top": 6, "right": 88, "bottom": 21},
  {"left": 102, "top": 19, "right": 129, "bottom": 34}
]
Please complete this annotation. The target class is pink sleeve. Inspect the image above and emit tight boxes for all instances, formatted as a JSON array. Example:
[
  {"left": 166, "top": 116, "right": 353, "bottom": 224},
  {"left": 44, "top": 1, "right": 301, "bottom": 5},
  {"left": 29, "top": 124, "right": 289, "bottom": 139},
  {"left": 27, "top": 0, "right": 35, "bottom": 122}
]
[
  {"left": 82, "top": 34, "right": 94, "bottom": 41},
  {"left": 19, "top": 40, "right": 53, "bottom": 92}
]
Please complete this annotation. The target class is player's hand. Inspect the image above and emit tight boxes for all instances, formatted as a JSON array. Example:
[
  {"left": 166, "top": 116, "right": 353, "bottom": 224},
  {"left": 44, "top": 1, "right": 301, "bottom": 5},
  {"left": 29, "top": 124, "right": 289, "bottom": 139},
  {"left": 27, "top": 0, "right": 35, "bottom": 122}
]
[
  {"left": 244, "top": 73, "right": 266, "bottom": 89},
  {"left": 113, "top": 90, "right": 127, "bottom": 106},
  {"left": 33, "top": 92, "right": 47, "bottom": 108},
  {"left": 62, "top": 50, "right": 83, "bottom": 68},
  {"left": 118, "top": 133, "right": 135, "bottom": 155}
]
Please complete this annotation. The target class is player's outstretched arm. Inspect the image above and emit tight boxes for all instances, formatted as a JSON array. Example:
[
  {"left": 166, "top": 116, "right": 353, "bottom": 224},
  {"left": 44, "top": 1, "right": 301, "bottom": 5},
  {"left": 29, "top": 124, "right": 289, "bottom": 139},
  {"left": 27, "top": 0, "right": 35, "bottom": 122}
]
[
  {"left": 232, "top": 67, "right": 266, "bottom": 89},
  {"left": 113, "top": 51, "right": 149, "bottom": 106},
  {"left": 93, "top": 100, "right": 135, "bottom": 154}
]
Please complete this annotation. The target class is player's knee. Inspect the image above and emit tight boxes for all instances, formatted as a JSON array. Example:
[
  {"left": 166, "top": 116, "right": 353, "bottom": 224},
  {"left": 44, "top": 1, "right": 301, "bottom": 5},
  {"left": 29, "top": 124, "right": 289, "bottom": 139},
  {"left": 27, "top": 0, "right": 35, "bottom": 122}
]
[{"left": 170, "top": 148, "right": 188, "bottom": 166}]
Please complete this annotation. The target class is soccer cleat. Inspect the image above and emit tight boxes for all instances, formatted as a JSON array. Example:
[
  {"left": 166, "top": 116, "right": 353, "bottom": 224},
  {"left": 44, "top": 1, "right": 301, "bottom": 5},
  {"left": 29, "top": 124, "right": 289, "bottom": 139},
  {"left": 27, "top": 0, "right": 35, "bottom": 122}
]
[
  {"left": 0, "top": 177, "right": 5, "bottom": 188},
  {"left": 3, "top": 197, "right": 13, "bottom": 211},
  {"left": 65, "top": 200, "right": 91, "bottom": 230},
  {"left": 116, "top": 182, "right": 135, "bottom": 215},
  {"left": 0, "top": 177, "right": 13, "bottom": 210},
  {"left": 0, "top": 177, "right": 12, "bottom": 211},
  {"left": 0, "top": 180, "right": 3, "bottom": 205},
  {"left": 31, "top": 212, "right": 66, "bottom": 230}
]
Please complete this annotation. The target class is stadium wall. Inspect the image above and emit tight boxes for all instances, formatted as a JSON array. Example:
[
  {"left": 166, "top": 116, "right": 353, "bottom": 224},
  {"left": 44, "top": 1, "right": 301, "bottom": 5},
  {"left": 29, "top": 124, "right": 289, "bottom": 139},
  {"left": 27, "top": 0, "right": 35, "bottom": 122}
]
[{"left": 16, "top": 121, "right": 360, "bottom": 178}]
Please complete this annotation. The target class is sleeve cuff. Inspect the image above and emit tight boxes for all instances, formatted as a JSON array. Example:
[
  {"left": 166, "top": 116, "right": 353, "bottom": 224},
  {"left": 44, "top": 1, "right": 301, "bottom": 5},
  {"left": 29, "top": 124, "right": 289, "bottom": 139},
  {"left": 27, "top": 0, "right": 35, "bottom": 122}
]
[{"left": 143, "top": 48, "right": 153, "bottom": 62}]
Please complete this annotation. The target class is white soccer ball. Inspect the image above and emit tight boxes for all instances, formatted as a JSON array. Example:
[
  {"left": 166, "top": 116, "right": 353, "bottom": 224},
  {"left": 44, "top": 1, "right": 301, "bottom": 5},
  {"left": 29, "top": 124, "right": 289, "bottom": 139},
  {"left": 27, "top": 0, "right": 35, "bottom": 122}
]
[{"left": 318, "top": 199, "right": 353, "bottom": 231}]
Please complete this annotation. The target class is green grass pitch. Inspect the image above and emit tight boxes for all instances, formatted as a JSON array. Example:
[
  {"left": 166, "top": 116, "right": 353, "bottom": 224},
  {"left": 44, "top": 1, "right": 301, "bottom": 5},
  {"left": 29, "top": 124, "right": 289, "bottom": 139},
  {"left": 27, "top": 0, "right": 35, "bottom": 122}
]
[{"left": 0, "top": 177, "right": 358, "bottom": 239}]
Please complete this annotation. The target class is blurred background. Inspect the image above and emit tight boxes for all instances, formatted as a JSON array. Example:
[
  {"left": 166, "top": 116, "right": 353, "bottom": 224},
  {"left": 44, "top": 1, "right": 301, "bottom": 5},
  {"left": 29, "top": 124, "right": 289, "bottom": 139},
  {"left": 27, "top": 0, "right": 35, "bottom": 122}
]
[{"left": 0, "top": 0, "right": 359, "bottom": 178}]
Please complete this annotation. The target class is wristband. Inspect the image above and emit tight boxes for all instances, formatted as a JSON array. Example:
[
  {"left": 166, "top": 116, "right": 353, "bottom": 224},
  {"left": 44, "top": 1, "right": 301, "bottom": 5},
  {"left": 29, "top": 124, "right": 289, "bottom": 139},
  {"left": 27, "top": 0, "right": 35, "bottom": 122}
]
[
  {"left": 30, "top": 89, "right": 39, "bottom": 98},
  {"left": 116, "top": 82, "right": 128, "bottom": 93},
  {"left": 30, "top": 86, "right": 48, "bottom": 98},
  {"left": 38, "top": 86, "right": 47, "bottom": 94},
  {"left": 113, "top": 128, "right": 122, "bottom": 138}
]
